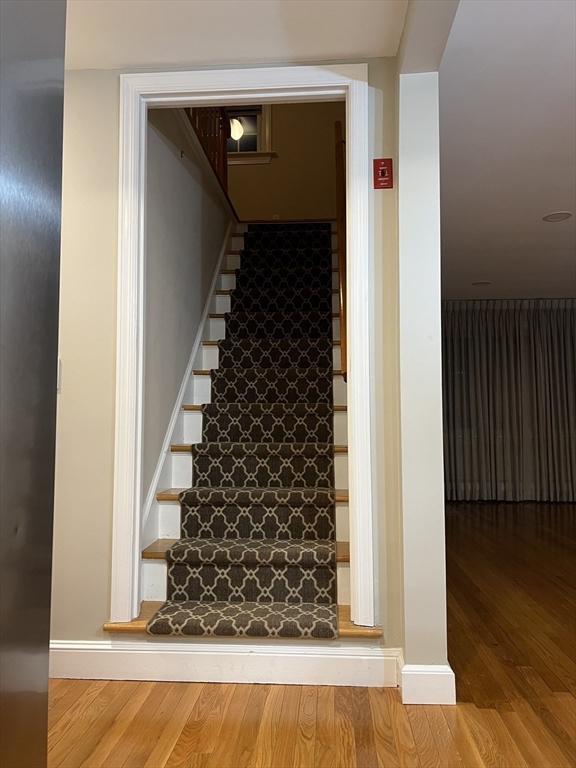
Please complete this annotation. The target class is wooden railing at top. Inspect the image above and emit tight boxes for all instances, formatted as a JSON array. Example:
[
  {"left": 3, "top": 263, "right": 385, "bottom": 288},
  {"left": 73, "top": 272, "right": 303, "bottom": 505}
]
[
  {"left": 334, "top": 121, "right": 347, "bottom": 382},
  {"left": 185, "top": 107, "right": 229, "bottom": 192}
]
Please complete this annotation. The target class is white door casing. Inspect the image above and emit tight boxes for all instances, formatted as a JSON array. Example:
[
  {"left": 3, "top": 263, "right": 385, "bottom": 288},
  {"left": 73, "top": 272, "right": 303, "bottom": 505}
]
[{"left": 111, "top": 64, "right": 377, "bottom": 626}]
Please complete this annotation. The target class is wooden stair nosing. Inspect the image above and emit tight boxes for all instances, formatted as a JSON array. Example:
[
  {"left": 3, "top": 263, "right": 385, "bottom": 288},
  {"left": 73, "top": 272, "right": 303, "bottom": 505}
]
[
  {"left": 202, "top": 339, "right": 342, "bottom": 347},
  {"left": 182, "top": 403, "right": 347, "bottom": 412},
  {"left": 103, "top": 600, "right": 382, "bottom": 639},
  {"left": 215, "top": 288, "right": 339, "bottom": 296},
  {"left": 142, "top": 539, "right": 350, "bottom": 563},
  {"left": 209, "top": 313, "right": 340, "bottom": 319},
  {"left": 156, "top": 488, "right": 350, "bottom": 503},
  {"left": 170, "top": 443, "right": 348, "bottom": 453},
  {"left": 192, "top": 369, "right": 346, "bottom": 376},
  {"left": 221, "top": 267, "right": 340, "bottom": 275}
]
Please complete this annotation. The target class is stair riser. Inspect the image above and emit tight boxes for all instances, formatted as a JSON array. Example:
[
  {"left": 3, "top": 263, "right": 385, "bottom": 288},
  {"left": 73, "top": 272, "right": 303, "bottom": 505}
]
[
  {"left": 210, "top": 294, "right": 340, "bottom": 315},
  {"left": 224, "top": 252, "right": 339, "bottom": 271},
  {"left": 156, "top": 500, "right": 350, "bottom": 541},
  {"left": 200, "top": 345, "right": 341, "bottom": 370},
  {"left": 191, "top": 449, "right": 334, "bottom": 489},
  {"left": 218, "top": 271, "right": 340, "bottom": 291},
  {"left": 206, "top": 315, "right": 340, "bottom": 342},
  {"left": 141, "top": 559, "right": 350, "bottom": 604},
  {"left": 171, "top": 452, "right": 348, "bottom": 489},
  {"left": 189, "top": 373, "right": 347, "bottom": 407},
  {"left": 181, "top": 410, "right": 347, "bottom": 444},
  {"left": 167, "top": 563, "right": 336, "bottom": 604}
]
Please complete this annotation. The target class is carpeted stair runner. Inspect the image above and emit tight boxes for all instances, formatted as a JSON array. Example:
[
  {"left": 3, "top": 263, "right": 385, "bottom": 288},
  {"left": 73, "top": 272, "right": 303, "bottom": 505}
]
[{"left": 147, "top": 222, "right": 338, "bottom": 639}]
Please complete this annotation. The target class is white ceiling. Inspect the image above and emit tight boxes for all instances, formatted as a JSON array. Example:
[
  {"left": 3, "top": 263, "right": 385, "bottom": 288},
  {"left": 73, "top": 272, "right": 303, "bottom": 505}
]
[
  {"left": 440, "top": 0, "right": 576, "bottom": 298},
  {"left": 65, "top": 0, "right": 408, "bottom": 70}
]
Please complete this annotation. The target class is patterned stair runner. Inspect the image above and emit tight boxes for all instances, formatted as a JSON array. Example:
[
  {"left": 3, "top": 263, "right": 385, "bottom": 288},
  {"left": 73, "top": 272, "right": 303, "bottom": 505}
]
[{"left": 147, "top": 222, "right": 338, "bottom": 639}]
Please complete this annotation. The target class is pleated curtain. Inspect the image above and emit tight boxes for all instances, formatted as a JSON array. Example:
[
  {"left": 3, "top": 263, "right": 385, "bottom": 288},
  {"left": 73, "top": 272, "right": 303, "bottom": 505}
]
[{"left": 442, "top": 299, "right": 576, "bottom": 501}]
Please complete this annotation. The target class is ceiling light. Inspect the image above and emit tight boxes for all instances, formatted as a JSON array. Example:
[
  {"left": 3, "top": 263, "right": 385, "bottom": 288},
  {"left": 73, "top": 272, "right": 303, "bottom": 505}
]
[
  {"left": 542, "top": 211, "right": 572, "bottom": 222},
  {"left": 230, "top": 118, "right": 244, "bottom": 141},
  {"left": 471, "top": 281, "right": 492, "bottom": 286}
]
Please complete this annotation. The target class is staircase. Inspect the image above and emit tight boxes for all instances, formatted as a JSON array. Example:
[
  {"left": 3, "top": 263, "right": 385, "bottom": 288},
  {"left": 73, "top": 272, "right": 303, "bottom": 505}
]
[{"left": 104, "top": 222, "right": 381, "bottom": 641}]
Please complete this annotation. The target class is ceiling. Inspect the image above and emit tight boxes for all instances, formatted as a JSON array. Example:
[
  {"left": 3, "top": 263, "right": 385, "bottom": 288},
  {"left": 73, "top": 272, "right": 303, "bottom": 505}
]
[
  {"left": 65, "top": 0, "right": 408, "bottom": 70},
  {"left": 440, "top": 0, "right": 576, "bottom": 298}
]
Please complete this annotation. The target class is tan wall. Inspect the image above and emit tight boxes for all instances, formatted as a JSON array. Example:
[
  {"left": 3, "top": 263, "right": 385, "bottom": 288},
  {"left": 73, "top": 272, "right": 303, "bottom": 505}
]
[
  {"left": 52, "top": 70, "right": 119, "bottom": 640},
  {"left": 228, "top": 101, "right": 345, "bottom": 221},
  {"left": 51, "top": 60, "right": 402, "bottom": 645}
]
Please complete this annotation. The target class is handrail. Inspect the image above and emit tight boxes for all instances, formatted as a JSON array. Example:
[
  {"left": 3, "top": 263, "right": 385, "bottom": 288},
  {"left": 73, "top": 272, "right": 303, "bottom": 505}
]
[
  {"left": 185, "top": 107, "right": 229, "bottom": 191},
  {"left": 334, "top": 121, "right": 347, "bottom": 382}
]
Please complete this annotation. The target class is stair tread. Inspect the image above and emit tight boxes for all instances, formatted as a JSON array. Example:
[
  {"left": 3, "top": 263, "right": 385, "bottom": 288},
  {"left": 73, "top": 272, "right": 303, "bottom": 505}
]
[
  {"left": 143, "top": 539, "right": 350, "bottom": 563},
  {"left": 156, "top": 538, "right": 341, "bottom": 566},
  {"left": 171, "top": 443, "right": 348, "bottom": 453},
  {"left": 193, "top": 369, "right": 345, "bottom": 375},
  {"left": 183, "top": 403, "right": 347, "bottom": 411},
  {"left": 103, "top": 601, "right": 382, "bottom": 639},
  {"left": 157, "top": 488, "right": 350, "bottom": 502}
]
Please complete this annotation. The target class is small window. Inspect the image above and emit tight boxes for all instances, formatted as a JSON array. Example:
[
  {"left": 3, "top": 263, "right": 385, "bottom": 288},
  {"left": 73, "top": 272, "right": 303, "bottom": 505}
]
[{"left": 226, "top": 105, "right": 276, "bottom": 165}]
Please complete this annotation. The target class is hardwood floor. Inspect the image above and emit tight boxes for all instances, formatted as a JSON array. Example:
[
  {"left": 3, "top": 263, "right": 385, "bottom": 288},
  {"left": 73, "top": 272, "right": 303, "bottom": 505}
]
[{"left": 48, "top": 502, "right": 576, "bottom": 767}]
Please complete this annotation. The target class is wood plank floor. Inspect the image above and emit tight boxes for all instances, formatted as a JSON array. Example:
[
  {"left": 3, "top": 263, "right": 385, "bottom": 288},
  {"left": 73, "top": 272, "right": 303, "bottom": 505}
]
[{"left": 48, "top": 502, "right": 576, "bottom": 767}]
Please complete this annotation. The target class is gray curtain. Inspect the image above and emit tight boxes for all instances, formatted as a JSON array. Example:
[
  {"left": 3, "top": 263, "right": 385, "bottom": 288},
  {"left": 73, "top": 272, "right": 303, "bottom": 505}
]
[{"left": 442, "top": 299, "right": 576, "bottom": 501}]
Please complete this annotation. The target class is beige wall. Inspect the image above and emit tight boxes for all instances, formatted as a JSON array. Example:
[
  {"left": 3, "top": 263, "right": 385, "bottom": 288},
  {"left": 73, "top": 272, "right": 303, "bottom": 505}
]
[
  {"left": 51, "top": 60, "right": 402, "bottom": 645},
  {"left": 143, "top": 116, "right": 230, "bottom": 497},
  {"left": 228, "top": 101, "right": 345, "bottom": 221},
  {"left": 52, "top": 70, "right": 119, "bottom": 640}
]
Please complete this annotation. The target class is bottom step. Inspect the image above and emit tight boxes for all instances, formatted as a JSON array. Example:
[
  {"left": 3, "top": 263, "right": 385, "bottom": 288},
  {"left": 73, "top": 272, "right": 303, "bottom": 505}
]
[
  {"left": 147, "top": 600, "right": 337, "bottom": 639},
  {"left": 103, "top": 601, "right": 383, "bottom": 639}
]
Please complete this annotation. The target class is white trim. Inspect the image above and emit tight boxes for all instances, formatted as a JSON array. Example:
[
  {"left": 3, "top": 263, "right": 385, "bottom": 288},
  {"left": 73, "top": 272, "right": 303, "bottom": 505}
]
[
  {"left": 50, "top": 640, "right": 400, "bottom": 687},
  {"left": 400, "top": 664, "right": 456, "bottom": 705},
  {"left": 140, "top": 222, "right": 233, "bottom": 544},
  {"left": 112, "top": 64, "right": 377, "bottom": 625}
]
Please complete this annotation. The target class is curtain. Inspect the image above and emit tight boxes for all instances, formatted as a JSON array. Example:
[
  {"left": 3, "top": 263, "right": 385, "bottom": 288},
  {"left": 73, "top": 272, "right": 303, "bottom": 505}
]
[{"left": 442, "top": 299, "right": 576, "bottom": 501}]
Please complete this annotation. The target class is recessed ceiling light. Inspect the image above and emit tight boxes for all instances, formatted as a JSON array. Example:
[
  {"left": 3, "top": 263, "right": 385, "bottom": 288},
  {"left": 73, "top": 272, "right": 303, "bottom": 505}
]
[
  {"left": 472, "top": 280, "right": 492, "bottom": 286},
  {"left": 542, "top": 211, "right": 572, "bottom": 222}
]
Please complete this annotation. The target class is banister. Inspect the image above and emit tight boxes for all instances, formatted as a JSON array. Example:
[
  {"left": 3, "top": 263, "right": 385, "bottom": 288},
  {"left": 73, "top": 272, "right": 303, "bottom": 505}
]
[{"left": 334, "top": 121, "right": 347, "bottom": 382}]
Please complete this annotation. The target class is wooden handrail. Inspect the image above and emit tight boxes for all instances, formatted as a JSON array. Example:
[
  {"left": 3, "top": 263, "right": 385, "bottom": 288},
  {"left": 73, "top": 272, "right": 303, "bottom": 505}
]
[
  {"left": 334, "top": 121, "right": 347, "bottom": 382},
  {"left": 185, "top": 107, "right": 229, "bottom": 191}
]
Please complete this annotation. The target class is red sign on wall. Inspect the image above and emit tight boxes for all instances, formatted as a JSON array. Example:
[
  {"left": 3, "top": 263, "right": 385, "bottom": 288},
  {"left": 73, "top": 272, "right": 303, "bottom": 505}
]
[{"left": 373, "top": 158, "right": 393, "bottom": 189}]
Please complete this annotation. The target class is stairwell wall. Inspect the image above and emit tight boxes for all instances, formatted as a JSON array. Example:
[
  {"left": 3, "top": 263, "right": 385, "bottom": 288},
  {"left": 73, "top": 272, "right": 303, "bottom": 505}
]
[
  {"left": 51, "top": 61, "right": 402, "bottom": 646},
  {"left": 143, "top": 117, "right": 231, "bottom": 497}
]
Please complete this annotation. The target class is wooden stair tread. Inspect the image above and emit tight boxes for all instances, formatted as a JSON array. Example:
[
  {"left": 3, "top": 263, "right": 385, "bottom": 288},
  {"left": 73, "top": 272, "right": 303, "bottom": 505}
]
[
  {"left": 192, "top": 369, "right": 346, "bottom": 376},
  {"left": 202, "top": 339, "right": 341, "bottom": 347},
  {"left": 157, "top": 488, "right": 350, "bottom": 503},
  {"left": 215, "top": 288, "right": 339, "bottom": 296},
  {"left": 182, "top": 404, "right": 347, "bottom": 412},
  {"left": 221, "top": 267, "right": 339, "bottom": 275},
  {"left": 143, "top": 539, "right": 350, "bottom": 563},
  {"left": 103, "top": 600, "right": 382, "bottom": 639},
  {"left": 209, "top": 313, "right": 340, "bottom": 319},
  {"left": 171, "top": 443, "right": 348, "bottom": 453}
]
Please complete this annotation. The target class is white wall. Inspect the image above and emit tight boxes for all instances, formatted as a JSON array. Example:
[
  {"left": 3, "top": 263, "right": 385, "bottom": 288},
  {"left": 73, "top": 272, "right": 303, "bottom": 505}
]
[
  {"left": 398, "top": 72, "right": 453, "bottom": 701},
  {"left": 143, "top": 121, "right": 230, "bottom": 496}
]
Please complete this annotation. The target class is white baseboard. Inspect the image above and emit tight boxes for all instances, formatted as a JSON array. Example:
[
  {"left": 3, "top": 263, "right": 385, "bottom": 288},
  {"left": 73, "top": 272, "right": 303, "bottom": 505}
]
[
  {"left": 400, "top": 663, "right": 456, "bottom": 704},
  {"left": 50, "top": 640, "right": 401, "bottom": 688}
]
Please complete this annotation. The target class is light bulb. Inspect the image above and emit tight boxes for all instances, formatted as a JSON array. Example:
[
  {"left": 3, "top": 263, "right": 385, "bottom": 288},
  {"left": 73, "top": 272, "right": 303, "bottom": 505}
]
[{"left": 230, "top": 118, "right": 244, "bottom": 141}]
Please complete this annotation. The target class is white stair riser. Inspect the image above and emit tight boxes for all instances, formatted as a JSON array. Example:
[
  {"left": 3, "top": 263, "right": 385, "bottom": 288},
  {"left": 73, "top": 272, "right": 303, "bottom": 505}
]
[
  {"left": 209, "top": 293, "right": 339, "bottom": 314},
  {"left": 171, "top": 451, "right": 348, "bottom": 490},
  {"left": 231, "top": 235, "right": 245, "bottom": 250},
  {"left": 225, "top": 254, "right": 241, "bottom": 270},
  {"left": 205, "top": 315, "right": 340, "bottom": 342},
  {"left": 156, "top": 499, "right": 350, "bottom": 541},
  {"left": 141, "top": 559, "right": 350, "bottom": 603},
  {"left": 180, "top": 410, "right": 348, "bottom": 444},
  {"left": 226, "top": 252, "right": 339, "bottom": 270},
  {"left": 191, "top": 373, "right": 347, "bottom": 407},
  {"left": 200, "top": 345, "right": 342, "bottom": 370},
  {"left": 219, "top": 271, "right": 339, "bottom": 292}
]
